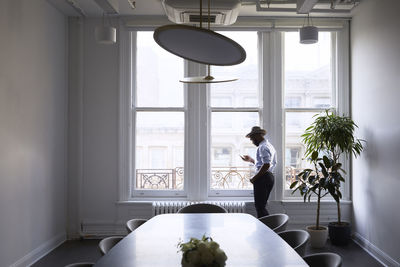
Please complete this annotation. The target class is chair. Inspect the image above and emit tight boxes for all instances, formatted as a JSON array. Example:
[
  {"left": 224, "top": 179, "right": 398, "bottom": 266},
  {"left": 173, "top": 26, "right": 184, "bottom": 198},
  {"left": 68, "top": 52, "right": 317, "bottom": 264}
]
[
  {"left": 177, "top": 203, "right": 227, "bottom": 214},
  {"left": 303, "top": 252, "right": 342, "bottom": 267},
  {"left": 258, "top": 213, "right": 289, "bottom": 233},
  {"left": 126, "top": 218, "right": 147, "bottom": 233},
  {"left": 64, "top": 263, "right": 94, "bottom": 267},
  {"left": 98, "top": 236, "right": 124, "bottom": 255},
  {"left": 277, "top": 230, "right": 310, "bottom": 256}
]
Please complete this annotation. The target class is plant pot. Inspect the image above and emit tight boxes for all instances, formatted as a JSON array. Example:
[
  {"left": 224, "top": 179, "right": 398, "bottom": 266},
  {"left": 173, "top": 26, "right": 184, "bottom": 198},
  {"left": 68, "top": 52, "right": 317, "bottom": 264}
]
[
  {"left": 328, "top": 221, "right": 351, "bottom": 246},
  {"left": 306, "top": 225, "right": 328, "bottom": 248}
]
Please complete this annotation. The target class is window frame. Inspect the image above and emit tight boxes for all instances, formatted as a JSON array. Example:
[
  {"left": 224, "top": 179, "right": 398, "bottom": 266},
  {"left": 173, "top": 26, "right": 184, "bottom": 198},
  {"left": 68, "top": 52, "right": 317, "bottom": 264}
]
[
  {"left": 282, "top": 30, "right": 337, "bottom": 198},
  {"left": 281, "top": 30, "right": 350, "bottom": 200},
  {"left": 118, "top": 22, "right": 350, "bottom": 202},
  {"left": 207, "top": 31, "right": 262, "bottom": 197},
  {"left": 208, "top": 108, "right": 262, "bottom": 197}
]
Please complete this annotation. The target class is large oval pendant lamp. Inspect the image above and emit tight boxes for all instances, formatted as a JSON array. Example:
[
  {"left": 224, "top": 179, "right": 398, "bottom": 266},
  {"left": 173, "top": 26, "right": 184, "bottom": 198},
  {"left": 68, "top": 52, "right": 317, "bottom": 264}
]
[
  {"left": 154, "top": 25, "right": 245, "bottom": 66},
  {"left": 154, "top": 0, "right": 245, "bottom": 83}
]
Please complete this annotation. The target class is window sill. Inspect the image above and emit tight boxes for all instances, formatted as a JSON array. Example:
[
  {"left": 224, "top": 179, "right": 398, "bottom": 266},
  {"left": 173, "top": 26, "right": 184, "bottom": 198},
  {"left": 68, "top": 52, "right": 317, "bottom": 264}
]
[{"left": 280, "top": 199, "right": 352, "bottom": 204}]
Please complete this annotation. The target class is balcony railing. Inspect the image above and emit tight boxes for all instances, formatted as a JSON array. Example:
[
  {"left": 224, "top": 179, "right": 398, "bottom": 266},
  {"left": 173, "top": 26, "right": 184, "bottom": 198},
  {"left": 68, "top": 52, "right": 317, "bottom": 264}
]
[
  {"left": 136, "top": 166, "right": 304, "bottom": 190},
  {"left": 136, "top": 166, "right": 253, "bottom": 190},
  {"left": 285, "top": 166, "right": 302, "bottom": 189},
  {"left": 136, "top": 167, "right": 184, "bottom": 190},
  {"left": 210, "top": 166, "right": 253, "bottom": 190}
]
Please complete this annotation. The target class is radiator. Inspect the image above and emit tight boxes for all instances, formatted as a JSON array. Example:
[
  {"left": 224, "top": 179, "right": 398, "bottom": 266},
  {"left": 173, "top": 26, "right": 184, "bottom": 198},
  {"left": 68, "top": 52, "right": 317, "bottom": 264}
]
[{"left": 152, "top": 201, "right": 246, "bottom": 216}]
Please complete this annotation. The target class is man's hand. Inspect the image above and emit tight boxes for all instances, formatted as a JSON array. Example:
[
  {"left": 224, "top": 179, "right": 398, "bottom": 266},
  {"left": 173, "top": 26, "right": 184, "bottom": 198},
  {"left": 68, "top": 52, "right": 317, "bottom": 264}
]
[
  {"left": 249, "top": 163, "right": 270, "bottom": 185},
  {"left": 240, "top": 155, "right": 255, "bottom": 164}
]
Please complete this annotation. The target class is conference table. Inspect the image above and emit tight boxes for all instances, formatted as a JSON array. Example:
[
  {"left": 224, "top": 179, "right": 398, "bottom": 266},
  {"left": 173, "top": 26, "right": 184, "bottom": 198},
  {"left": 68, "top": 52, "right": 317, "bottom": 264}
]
[{"left": 94, "top": 213, "right": 308, "bottom": 267}]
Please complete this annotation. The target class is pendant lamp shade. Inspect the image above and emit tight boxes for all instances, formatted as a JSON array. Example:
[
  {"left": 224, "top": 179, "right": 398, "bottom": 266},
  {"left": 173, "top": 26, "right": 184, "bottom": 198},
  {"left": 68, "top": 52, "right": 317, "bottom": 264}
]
[
  {"left": 153, "top": 25, "right": 246, "bottom": 66},
  {"left": 95, "top": 25, "right": 116, "bottom": 44},
  {"left": 300, "top": 26, "right": 318, "bottom": 44},
  {"left": 180, "top": 76, "right": 238, "bottom": 83}
]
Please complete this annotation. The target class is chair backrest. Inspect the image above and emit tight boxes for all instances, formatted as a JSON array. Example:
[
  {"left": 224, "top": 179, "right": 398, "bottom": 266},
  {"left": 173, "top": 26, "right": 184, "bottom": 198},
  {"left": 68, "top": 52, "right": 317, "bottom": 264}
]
[
  {"left": 64, "top": 263, "right": 94, "bottom": 267},
  {"left": 98, "top": 236, "right": 124, "bottom": 255},
  {"left": 303, "top": 252, "right": 342, "bottom": 267},
  {"left": 277, "top": 230, "right": 310, "bottom": 256},
  {"left": 258, "top": 213, "right": 289, "bottom": 233},
  {"left": 177, "top": 203, "right": 227, "bottom": 214},
  {"left": 126, "top": 219, "right": 147, "bottom": 233}
]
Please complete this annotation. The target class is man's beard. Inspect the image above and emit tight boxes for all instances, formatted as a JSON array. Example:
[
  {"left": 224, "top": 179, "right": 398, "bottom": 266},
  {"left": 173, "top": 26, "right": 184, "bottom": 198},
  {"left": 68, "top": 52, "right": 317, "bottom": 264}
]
[{"left": 253, "top": 140, "right": 260, "bottom": 146}]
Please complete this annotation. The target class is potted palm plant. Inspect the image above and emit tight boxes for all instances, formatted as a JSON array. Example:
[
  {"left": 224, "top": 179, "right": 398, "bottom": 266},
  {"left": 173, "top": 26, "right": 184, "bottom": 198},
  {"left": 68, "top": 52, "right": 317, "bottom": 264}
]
[
  {"left": 290, "top": 151, "right": 330, "bottom": 248},
  {"left": 301, "top": 110, "right": 364, "bottom": 245}
]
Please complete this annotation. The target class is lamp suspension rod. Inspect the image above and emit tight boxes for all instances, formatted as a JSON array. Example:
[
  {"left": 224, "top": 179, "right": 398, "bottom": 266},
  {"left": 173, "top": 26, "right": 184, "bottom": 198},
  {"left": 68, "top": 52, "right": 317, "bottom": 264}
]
[
  {"left": 303, "top": 13, "right": 313, "bottom": 27},
  {"left": 200, "top": 0, "right": 203, "bottom": 28},
  {"left": 206, "top": 0, "right": 212, "bottom": 79},
  {"left": 208, "top": 0, "right": 211, "bottom": 29}
]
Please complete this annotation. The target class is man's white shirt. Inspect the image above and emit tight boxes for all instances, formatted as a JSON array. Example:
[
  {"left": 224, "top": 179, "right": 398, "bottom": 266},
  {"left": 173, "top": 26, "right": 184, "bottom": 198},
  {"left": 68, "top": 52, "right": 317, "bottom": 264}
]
[{"left": 255, "top": 139, "right": 277, "bottom": 173}]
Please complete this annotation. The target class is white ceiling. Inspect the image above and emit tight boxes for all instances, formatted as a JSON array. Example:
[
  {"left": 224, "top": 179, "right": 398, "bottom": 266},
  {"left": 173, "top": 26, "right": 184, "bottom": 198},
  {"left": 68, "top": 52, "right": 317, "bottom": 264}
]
[{"left": 47, "top": 0, "right": 358, "bottom": 18}]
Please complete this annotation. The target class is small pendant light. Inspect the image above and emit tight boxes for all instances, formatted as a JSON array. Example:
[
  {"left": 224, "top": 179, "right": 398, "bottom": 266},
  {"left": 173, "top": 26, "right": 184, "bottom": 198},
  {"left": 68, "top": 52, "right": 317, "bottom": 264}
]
[
  {"left": 300, "top": 14, "right": 318, "bottom": 44},
  {"left": 95, "top": 13, "right": 117, "bottom": 44}
]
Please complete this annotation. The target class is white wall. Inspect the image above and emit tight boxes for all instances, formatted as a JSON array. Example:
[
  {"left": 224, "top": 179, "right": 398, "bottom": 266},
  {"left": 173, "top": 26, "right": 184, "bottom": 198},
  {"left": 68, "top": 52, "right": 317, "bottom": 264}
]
[
  {"left": 81, "top": 18, "right": 120, "bottom": 225},
  {"left": 66, "top": 18, "right": 156, "bottom": 237},
  {"left": 351, "top": 0, "right": 400, "bottom": 265},
  {"left": 0, "top": 1, "right": 67, "bottom": 266}
]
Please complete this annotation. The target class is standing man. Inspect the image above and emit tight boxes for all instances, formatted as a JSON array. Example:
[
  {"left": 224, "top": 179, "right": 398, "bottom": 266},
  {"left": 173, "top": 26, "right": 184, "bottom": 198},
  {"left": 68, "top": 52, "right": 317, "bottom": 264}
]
[{"left": 241, "top": 126, "right": 277, "bottom": 218}]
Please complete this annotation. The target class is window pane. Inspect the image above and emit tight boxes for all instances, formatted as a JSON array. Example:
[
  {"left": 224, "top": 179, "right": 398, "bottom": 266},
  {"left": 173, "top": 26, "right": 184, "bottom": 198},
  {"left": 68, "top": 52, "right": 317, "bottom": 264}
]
[
  {"left": 136, "top": 32, "right": 184, "bottom": 107},
  {"left": 135, "top": 112, "right": 184, "bottom": 190},
  {"left": 284, "top": 111, "right": 319, "bottom": 189},
  {"left": 210, "top": 112, "right": 259, "bottom": 190},
  {"left": 210, "top": 32, "right": 258, "bottom": 108},
  {"left": 284, "top": 32, "right": 332, "bottom": 108}
]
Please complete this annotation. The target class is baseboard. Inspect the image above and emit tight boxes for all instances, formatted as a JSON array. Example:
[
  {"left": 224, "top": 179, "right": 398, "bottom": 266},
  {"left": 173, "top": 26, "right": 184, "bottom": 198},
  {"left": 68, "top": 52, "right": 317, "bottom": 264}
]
[
  {"left": 10, "top": 232, "right": 66, "bottom": 267},
  {"left": 67, "top": 233, "right": 82, "bottom": 240},
  {"left": 353, "top": 232, "right": 400, "bottom": 267}
]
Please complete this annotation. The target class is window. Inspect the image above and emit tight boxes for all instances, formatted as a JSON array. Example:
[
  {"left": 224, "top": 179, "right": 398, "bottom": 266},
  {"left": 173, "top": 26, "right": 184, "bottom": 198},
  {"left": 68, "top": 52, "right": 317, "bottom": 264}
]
[
  {"left": 210, "top": 32, "right": 259, "bottom": 194},
  {"left": 122, "top": 26, "right": 348, "bottom": 201},
  {"left": 283, "top": 32, "right": 336, "bottom": 193},
  {"left": 133, "top": 32, "right": 185, "bottom": 196}
]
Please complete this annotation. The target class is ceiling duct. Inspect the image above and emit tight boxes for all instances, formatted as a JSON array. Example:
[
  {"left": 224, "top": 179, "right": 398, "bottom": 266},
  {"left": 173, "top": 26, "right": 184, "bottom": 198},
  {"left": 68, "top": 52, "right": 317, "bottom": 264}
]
[
  {"left": 94, "top": 0, "right": 119, "bottom": 14},
  {"left": 297, "top": 0, "right": 318, "bottom": 14},
  {"left": 161, "top": 0, "right": 241, "bottom": 26},
  {"left": 256, "top": 0, "right": 361, "bottom": 14},
  {"left": 65, "top": 0, "right": 86, "bottom": 16}
]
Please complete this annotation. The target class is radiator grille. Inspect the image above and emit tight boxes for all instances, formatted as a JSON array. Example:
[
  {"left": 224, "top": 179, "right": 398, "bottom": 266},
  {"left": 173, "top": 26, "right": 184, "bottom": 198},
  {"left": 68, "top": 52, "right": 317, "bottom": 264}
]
[{"left": 152, "top": 201, "right": 245, "bottom": 216}]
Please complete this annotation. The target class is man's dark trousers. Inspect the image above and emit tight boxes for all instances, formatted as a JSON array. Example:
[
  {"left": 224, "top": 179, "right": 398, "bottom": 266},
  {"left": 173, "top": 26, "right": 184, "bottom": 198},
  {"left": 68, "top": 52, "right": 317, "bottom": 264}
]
[{"left": 253, "top": 171, "right": 275, "bottom": 218}]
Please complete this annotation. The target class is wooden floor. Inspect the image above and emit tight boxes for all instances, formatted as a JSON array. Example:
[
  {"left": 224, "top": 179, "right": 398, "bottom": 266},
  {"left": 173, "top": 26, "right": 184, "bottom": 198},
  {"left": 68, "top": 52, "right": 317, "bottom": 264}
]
[{"left": 32, "top": 238, "right": 383, "bottom": 267}]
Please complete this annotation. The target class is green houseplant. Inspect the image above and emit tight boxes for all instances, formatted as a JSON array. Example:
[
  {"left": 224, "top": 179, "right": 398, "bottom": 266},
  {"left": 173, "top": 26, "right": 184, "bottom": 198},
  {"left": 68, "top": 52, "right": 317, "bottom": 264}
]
[
  {"left": 290, "top": 151, "right": 331, "bottom": 248},
  {"left": 301, "top": 110, "right": 364, "bottom": 245}
]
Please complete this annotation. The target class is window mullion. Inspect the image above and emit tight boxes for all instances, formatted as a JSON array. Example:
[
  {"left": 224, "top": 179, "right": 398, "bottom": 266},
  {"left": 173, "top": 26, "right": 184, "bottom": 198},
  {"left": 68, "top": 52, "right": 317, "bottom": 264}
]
[
  {"left": 135, "top": 107, "right": 186, "bottom": 112},
  {"left": 185, "top": 61, "right": 208, "bottom": 201},
  {"left": 210, "top": 107, "right": 260, "bottom": 112},
  {"left": 261, "top": 31, "right": 284, "bottom": 201}
]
